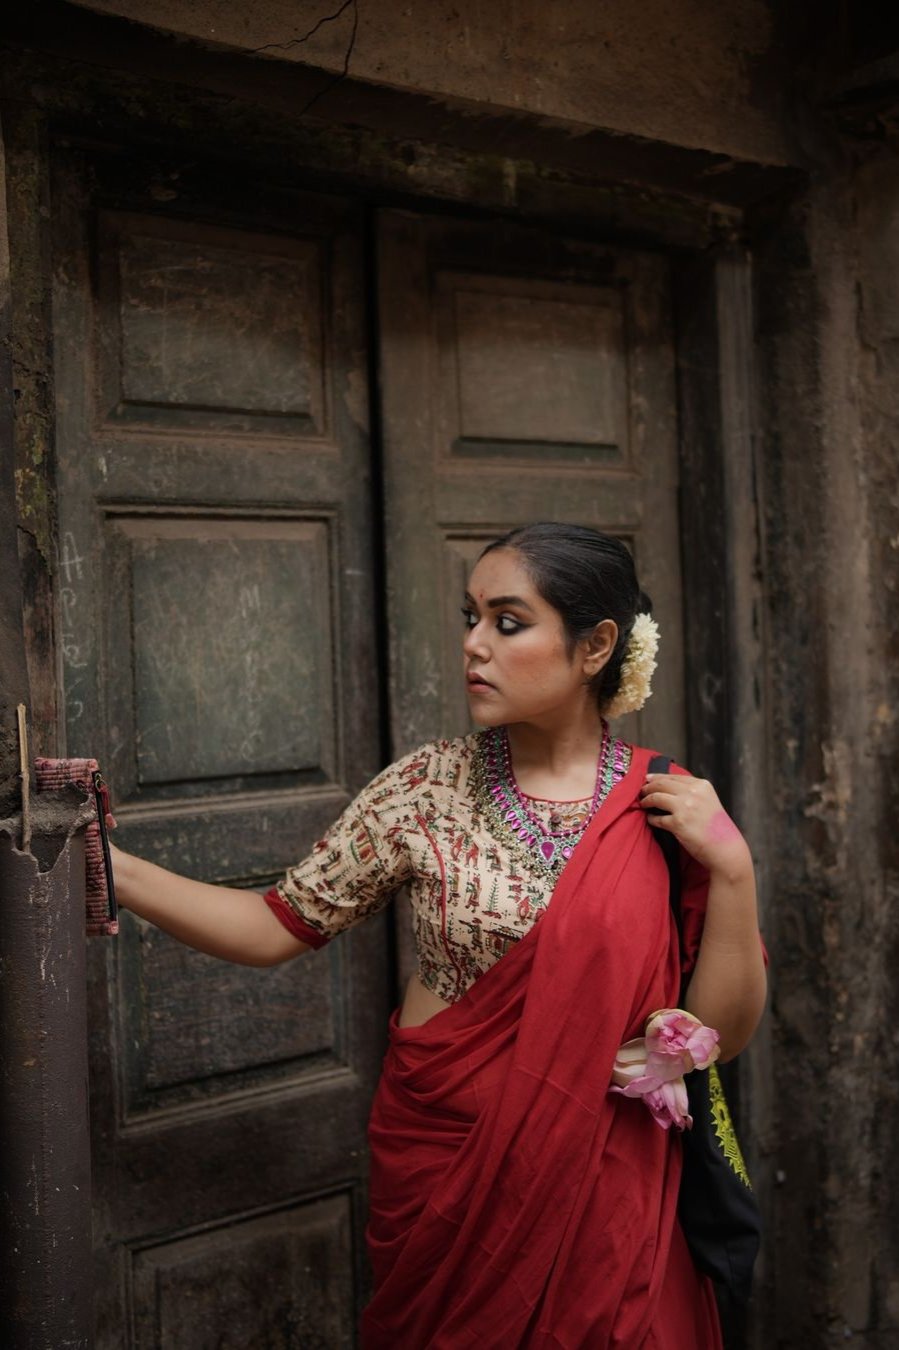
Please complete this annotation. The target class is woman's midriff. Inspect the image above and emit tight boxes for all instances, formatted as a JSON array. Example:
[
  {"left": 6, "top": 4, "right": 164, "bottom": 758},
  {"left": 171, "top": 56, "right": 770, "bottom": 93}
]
[{"left": 398, "top": 973, "right": 452, "bottom": 1029}]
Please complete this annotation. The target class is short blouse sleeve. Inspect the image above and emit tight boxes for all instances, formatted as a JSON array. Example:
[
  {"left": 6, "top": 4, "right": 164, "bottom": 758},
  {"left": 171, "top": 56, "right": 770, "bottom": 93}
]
[{"left": 263, "top": 756, "right": 417, "bottom": 949}]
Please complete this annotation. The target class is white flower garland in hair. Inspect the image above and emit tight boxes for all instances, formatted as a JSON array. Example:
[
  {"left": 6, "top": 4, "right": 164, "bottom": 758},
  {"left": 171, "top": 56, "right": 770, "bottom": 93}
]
[{"left": 603, "top": 612, "right": 660, "bottom": 719}]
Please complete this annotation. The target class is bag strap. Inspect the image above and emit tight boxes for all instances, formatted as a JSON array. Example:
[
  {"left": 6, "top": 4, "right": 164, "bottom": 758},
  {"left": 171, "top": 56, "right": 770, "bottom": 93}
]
[{"left": 647, "top": 753, "right": 685, "bottom": 991}]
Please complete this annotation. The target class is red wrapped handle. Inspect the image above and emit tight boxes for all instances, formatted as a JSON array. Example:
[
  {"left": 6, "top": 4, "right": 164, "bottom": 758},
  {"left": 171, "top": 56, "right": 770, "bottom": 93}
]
[{"left": 34, "top": 757, "right": 118, "bottom": 937}]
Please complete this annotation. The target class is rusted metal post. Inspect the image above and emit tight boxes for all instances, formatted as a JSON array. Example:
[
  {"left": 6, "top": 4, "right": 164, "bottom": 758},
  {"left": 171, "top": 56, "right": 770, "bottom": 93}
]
[{"left": 0, "top": 811, "right": 94, "bottom": 1350}]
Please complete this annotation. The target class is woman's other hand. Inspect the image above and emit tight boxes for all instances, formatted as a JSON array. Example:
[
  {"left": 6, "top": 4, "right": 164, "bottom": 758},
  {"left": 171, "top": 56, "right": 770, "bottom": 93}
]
[
  {"left": 640, "top": 770, "right": 766, "bottom": 1059},
  {"left": 638, "top": 772, "right": 752, "bottom": 882}
]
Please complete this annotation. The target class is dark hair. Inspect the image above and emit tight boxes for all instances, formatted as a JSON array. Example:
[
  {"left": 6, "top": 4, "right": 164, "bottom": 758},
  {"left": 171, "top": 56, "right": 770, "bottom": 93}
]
[{"left": 479, "top": 522, "right": 651, "bottom": 709}]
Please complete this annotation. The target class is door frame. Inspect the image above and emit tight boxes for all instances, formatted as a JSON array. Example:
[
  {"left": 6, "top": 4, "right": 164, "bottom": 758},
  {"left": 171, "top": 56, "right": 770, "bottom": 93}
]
[{"left": 2, "top": 26, "right": 772, "bottom": 1347}]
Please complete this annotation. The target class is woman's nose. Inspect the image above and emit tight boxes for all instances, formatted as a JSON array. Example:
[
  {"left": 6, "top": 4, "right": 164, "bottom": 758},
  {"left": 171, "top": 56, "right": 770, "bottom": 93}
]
[{"left": 463, "top": 622, "right": 490, "bottom": 659}]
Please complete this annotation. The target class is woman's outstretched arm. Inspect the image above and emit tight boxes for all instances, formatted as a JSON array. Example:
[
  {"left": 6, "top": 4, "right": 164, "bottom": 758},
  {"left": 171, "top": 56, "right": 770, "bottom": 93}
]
[
  {"left": 638, "top": 772, "right": 767, "bottom": 1062},
  {"left": 110, "top": 842, "right": 310, "bottom": 967}
]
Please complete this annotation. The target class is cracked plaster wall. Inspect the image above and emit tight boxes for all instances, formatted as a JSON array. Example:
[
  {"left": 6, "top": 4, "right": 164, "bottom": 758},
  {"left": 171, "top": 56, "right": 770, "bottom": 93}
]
[{"left": 70, "top": 0, "right": 795, "bottom": 166}]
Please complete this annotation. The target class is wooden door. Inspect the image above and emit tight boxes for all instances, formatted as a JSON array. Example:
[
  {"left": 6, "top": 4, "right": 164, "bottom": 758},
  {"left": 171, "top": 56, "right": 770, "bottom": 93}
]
[
  {"left": 377, "top": 210, "right": 686, "bottom": 763},
  {"left": 51, "top": 147, "right": 388, "bottom": 1348}
]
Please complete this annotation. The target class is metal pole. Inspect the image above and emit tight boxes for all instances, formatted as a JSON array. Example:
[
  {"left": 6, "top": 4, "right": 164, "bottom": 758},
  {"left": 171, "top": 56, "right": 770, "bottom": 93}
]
[{"left": 0, "top": 808, "right": 94, "bottom": 1349}]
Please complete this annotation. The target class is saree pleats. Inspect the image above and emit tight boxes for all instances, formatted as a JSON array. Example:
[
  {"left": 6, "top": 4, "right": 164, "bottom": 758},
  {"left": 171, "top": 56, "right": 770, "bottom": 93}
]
[{"left": 363, "top": 747, "right": 722, "bottom": 1349}]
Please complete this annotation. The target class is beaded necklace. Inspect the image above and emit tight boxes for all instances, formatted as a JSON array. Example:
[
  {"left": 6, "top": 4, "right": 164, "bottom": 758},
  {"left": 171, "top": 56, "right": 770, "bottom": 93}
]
[{"left": 472, "top": 725, "right": 630, "bottom": 882}]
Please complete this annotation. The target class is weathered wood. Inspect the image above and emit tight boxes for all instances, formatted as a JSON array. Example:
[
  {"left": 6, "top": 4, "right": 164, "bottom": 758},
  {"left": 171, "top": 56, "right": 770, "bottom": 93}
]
[
  {"left": 51, "top": 145, "right": 389, "bottom": 1345},
  {"left": 672, "top": 257, "right": 733, "bottom": 794},
  {"left": 1, "top": 101, "right": 58, "bottom": 767},
  {"left": 0, "top": 826, "right": 93, "bottom": 1350},
  {"left": 674, "top": 249, "right": 772, "bottom": 1349},
  {"left": 0, "top": 112, "right": 33, "bottom": 812},
  {"left": 131, "top": 1194, "right": 356, "bottom": 1350}
]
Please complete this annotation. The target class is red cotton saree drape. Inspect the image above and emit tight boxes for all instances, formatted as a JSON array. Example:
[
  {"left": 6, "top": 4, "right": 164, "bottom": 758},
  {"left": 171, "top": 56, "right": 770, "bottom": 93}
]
[{"left": 362, "top": 747, "right": 722, "bottom": 1350}]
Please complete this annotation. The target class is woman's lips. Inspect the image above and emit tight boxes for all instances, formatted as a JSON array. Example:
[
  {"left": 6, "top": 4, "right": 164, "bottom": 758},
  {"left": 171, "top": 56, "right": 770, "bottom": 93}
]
[{"left": 466, "top": 674, "right": 495, "bottom": 692}]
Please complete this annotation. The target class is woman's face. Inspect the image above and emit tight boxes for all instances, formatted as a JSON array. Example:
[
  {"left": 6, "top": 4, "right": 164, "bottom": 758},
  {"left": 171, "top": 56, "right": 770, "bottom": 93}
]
[{"left": 462, "top": 548, "right": 614, "bottom": 729}]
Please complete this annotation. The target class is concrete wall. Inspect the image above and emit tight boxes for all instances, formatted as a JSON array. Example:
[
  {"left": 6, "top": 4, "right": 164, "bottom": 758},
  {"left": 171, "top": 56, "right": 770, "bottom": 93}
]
[{"left": 72, "top": 0, "right": 795, "bottom": 164}]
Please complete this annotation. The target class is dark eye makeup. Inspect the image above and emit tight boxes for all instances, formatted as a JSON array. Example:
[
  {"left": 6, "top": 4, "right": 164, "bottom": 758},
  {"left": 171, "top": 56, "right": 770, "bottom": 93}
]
[{"left": 460, "top": 607, "right": 527, "bottom": 635}]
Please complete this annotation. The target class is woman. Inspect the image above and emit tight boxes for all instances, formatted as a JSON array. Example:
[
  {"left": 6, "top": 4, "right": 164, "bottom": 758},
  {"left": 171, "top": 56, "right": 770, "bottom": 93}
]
[{"left": 112, "top": 523, "right": 766, "bottom": 1348}]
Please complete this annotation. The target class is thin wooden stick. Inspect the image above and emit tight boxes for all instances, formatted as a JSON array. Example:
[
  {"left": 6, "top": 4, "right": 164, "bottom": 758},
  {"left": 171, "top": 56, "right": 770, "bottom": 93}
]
[{"left": 17, "top": 703, "right": 31, "bottom": 853}]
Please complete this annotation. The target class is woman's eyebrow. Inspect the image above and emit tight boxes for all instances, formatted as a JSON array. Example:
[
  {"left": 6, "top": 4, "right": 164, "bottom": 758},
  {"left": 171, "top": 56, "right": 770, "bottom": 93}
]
[{"left": 464, "top": 591, "right": 535, "bottom": 613}]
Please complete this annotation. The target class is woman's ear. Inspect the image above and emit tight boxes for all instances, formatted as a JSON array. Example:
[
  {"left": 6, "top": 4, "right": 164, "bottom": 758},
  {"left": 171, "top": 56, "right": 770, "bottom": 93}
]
[{"left": 581, "top": 619, "right": 618, "bottom": 677}]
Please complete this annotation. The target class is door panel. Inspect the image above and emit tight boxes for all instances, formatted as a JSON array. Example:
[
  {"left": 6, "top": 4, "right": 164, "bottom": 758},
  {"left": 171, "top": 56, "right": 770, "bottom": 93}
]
[
  {"left": 377, "top": 210, "right": 685, "bottom": 762},
  {"left": 435, "top": 273, "right": 631, "bottom": 464},
  {"left": 131, "top": 1195, "right": 355, "bottom": 1350},
  {"left": 52, "top": 149, "right": 386, "bottom": 1347},
  {"left": 95, "top": 214, "right": 328, "bottom": 437}
]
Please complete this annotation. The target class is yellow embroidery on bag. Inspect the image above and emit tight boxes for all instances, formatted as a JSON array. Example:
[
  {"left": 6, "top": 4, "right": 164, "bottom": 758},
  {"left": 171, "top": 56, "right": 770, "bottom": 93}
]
[{"left": 708, "top": 1064, "right": 753, "bottom": 1189}]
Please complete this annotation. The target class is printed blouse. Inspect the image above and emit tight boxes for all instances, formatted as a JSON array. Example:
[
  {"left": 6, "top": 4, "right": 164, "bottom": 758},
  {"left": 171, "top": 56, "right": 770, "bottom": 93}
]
[{"left": 265, "top": 731, "right": 641, "bottom": 1003}]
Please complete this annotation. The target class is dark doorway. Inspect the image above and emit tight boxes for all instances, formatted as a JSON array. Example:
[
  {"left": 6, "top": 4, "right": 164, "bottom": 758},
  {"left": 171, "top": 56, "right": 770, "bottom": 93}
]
[{"left": 51, "top": 142, "right": 690, "bottom": 1346}]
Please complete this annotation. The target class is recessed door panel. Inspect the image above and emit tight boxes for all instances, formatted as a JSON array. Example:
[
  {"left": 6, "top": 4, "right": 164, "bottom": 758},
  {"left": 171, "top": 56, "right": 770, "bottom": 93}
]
[
  {"left": 438, "top": 273, "right": 631, "bottom": 464},
  {"left": 96, "top": 214, "right": 328, "bottom": 437},
  {"left": 131, "top": 1194, "right": 355, "bottom": 1350}
]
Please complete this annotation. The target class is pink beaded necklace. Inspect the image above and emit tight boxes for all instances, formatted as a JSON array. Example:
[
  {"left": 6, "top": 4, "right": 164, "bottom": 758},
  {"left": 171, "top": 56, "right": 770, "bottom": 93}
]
[{"left": 479, "top": 724, "right": 623, "bottom": 877}]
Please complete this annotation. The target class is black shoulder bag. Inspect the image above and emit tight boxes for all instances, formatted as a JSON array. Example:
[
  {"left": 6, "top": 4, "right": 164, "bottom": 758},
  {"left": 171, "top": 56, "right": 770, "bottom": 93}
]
[{"left": 648, "top": 755, "right": 761, "bottom": 1305}]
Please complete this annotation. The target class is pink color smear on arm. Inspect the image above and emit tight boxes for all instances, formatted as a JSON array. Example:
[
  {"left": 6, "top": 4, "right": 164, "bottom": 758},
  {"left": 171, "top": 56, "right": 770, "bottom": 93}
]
[{"left": 705, "top": 810, "right": 743, "bottom": 845}]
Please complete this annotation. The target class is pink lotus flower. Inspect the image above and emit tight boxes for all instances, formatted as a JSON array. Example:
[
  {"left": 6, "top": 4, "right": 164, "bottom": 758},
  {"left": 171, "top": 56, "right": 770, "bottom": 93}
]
[
  {"left": 645, "top": 1008, "right": 720, "bottom": 1074},
  {"left": 609, "top": 1008, "right": 720, "bottom": 1131},
  {"left": 643, "top": 1079, "right": 692, "bottom": 1131}
]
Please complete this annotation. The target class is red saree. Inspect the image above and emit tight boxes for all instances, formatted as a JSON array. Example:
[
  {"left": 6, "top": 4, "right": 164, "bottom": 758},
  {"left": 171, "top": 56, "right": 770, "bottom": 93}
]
[{"left": 362, "top": 747, "right": 722, "bottom": 1349}]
